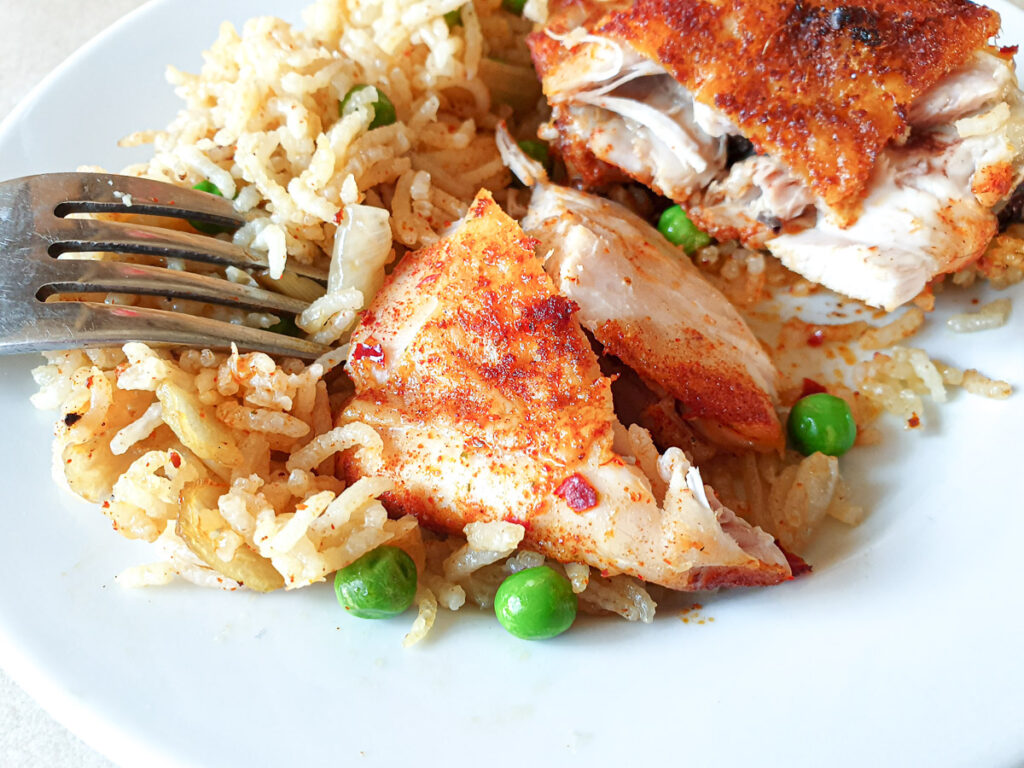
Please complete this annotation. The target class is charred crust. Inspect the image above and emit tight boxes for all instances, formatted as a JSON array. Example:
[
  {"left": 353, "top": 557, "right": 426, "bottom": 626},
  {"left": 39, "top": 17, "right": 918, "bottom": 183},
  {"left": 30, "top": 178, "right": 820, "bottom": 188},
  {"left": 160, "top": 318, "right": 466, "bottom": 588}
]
[
  {"left": 536, "top": 0, "right": 1000, "bottom": 216},
  {"left": 997, "top": 182, "right": 1024, "bottom": 230},
  {"left": 725, "top": 135, "right": 756, "bottom": 167},
  {"left": 756, "top": 213, "right": 784, "bottom": 234},
  {"left": 595, "top": 319, "right": 781, "bottom": 444},
  {"left": 850, "top": 26, "right": 881, "bottom": 46}
]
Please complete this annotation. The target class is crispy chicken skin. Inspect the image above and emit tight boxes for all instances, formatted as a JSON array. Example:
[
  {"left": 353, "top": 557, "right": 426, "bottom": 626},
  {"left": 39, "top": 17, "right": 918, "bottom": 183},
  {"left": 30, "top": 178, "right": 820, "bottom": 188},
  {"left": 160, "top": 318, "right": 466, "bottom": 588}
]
[
  {"left": 497, "top": 127, "right": 783, "bottom": 452},
  {"left": 528, "top": 0, "right": 1024, "bottom": 309},
  {"left": 530, "top": 0, "right": 999, "bottom": 220},
  {"left": 339, "top": 191, "right": 791, "bottom": 590}
]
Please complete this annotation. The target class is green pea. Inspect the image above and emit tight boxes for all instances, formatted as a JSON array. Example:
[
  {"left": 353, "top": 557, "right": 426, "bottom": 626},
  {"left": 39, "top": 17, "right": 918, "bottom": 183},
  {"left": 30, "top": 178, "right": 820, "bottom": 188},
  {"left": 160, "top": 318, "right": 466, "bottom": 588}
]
[
  {"left": 189, "top": 180, "right": 234, "bottom": 235},
  {"left": 266, "top": 315, "right": 303, "bottom": 337},
  {"left": 443, "top": 8, "right": 462, "bottom": 27},
  {"left": 193, "top": 179, "right": 222, "bottom": 197},
  {"left": 517, "top": 139, "right": 551, "bottom": 170},
  {"left": 502, "top": 0, "right": 526, "bottom": 14},
  {"left": 787, "top": 393, "right": 857, "bottom": 457},
  {"left": 657, "top": 204, "right": 712, "bottom": 255},
  {"left": 334, "top": 546, "right": 417, "bottom": 619},
  {"left": 339, "top": 84, "right": 397, "bottom": 130},
  {"left": 494, "top": 566, "right": 577, "bottom": 640}
]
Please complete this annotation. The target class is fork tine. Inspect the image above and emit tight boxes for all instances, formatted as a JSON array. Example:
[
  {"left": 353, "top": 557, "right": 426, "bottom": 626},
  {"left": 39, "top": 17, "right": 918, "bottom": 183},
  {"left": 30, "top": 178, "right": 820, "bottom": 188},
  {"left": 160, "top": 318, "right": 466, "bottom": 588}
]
[
  {"left": 0, "top": 301, "right": 331, "bottom": 359},
  {"left": 0, "top": 173, "right": 338, "bottom": 360},
  {"left": 27, "top": 172, "right": 245, "bottom": 230},
  {"left": 38, "top": 260, "right": 312, "bottom": 315},
  {"left": 43, "top": 217, "right": 328, "bottom": 282}
]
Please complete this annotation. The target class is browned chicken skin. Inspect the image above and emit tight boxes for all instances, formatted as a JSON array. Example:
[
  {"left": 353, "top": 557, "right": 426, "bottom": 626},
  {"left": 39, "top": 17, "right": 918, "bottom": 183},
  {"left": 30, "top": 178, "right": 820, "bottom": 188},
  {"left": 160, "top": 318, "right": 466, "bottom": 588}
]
[
  {"left": 497, "top": 127, "right": 783, "bottom": 452},
  {"left": 530, "top": 0, "right": 999, "bottom": 217},
  {"left": 339, "top": 191, "right": 791, "bottom": 590},
  {"left": 529, "top": 0, "right": 1024, "bottom": 309}
]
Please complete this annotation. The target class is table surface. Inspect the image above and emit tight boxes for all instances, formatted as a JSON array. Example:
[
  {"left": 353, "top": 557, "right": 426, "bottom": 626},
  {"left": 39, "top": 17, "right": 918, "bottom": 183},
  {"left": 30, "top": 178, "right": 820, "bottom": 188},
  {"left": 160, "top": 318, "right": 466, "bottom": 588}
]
[{"left": 5, "top": 1, "right": 1024, "bottom": 767}]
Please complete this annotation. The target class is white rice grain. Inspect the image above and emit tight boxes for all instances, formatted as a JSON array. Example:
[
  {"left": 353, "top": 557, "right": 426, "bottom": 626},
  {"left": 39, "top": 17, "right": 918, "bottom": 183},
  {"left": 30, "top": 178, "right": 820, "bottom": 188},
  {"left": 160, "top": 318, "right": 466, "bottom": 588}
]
[
  {"left": 947, "top": 298, "right": 1012, "bottom": 333},
  {"left": 285, "top": 422, "right": 384, "bottom": 472},
  {"left": 563, "top": 563, "right": 590, "bottom": 594},
  {"left": 962, "top": 369, "right": 1013, "bottom": 399},
  {"left": 464, "top": 520, "right": 525, "bottom": 552},
  {"left": 216, "top": 401, "right": 311, "bottom": 438},
  {"left": 116, "top": 563, "right": 178, "bottom": 588},
  {"left": 253, "top": 222, "right": 289, "bottom": 279},
  {"left": 403, "top": 585, "right": 438, "bottom": 647},
  {"left": 109, "top": 401, "right": 165, "bottom": 456}
]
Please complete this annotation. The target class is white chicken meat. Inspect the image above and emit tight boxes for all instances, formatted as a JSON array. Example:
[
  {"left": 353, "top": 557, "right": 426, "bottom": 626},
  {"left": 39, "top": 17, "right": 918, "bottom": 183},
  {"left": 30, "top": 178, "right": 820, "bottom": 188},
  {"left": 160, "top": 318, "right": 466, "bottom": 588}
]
[
  {"left": 338, "top": 191, "right": 792, "bottom": 590},
  {"left": 498, "top": 126, "right": 783, "bottom": 452}
]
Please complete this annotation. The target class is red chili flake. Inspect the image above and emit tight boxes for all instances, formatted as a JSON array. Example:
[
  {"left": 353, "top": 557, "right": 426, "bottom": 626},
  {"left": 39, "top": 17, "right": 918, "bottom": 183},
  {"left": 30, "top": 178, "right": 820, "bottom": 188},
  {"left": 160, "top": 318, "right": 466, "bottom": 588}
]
[
  {"left": 554, "top": 473, "right": 598, "bottom": 512},
  {"left": 503, "top": 514, "right": 532, "bottom": 533},
  {"left": 907, "top": 413, "right": 921, "bottom": 429},
  {"left": 800, "top": 378, "right": 828, "bottom": 398},
  {"left": 807, "top": 329, "right": 826, "bottom": 347},
  {"left": 416, "top": 273, "right": 440, "bottom": 288},
  {"left": 169, "top": 451, "right": 182, "bottom": 469},
  {"left": 334, "top": 208, "right": 344, "bottom": 224},
  {"left": 1000, "top": 45, "right": 1020, "bottom": 57},
  {"left": 351, "top": 341, "right": 385, "bottom": 365},
  {"left": 102, "top": 501, "right": 110, "bottom": 509}
]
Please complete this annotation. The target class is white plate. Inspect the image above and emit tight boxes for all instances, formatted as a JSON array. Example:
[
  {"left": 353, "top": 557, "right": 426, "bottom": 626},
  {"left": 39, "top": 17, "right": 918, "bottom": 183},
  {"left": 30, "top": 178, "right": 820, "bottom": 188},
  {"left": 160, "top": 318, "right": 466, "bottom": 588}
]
[{"left": 2, "top": 2, "right": 1024, "bottom": 766}]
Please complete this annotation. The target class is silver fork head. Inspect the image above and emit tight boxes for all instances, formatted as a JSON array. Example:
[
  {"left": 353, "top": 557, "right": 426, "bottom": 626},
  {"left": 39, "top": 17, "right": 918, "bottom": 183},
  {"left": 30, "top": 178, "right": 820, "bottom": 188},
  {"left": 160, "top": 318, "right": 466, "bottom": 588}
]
[{"left": 0, "top": 173, "right": 333, "bottom": 359}]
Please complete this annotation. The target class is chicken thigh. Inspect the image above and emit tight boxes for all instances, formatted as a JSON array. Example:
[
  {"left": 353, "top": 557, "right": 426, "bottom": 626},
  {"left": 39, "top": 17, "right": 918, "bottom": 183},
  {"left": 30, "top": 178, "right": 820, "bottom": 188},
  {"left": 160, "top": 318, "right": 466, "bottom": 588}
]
[{"left": 338, "top": 191, "right": 791, "bottom": 589}]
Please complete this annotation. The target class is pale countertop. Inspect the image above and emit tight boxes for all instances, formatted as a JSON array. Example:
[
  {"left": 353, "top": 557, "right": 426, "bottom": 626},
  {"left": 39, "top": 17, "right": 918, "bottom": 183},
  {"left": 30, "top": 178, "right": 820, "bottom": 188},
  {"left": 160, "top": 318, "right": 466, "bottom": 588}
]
[{"left": 1, "top": 6, "right": 144, "bottom": 767}]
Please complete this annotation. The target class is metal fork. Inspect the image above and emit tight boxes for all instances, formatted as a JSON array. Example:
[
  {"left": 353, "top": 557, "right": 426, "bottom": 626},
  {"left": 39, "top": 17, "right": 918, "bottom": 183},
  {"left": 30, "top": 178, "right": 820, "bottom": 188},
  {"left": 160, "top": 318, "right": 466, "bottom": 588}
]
[{"left": 0, "top": 172, "right": 333, "bottom": 359}]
